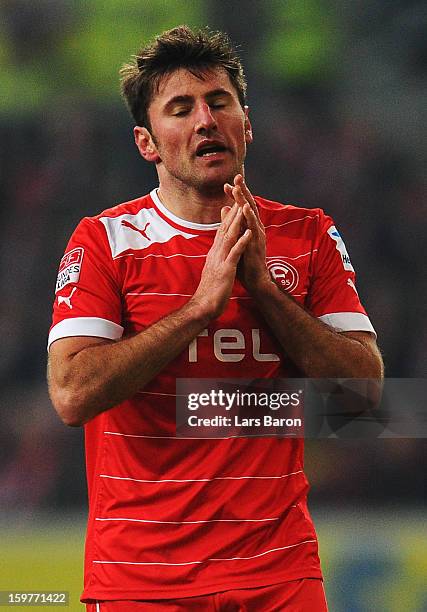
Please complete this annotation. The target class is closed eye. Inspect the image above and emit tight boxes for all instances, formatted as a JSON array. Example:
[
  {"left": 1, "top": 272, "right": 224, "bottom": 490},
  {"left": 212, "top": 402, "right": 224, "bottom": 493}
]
[
  {"left": 173, "top": 103, "right": 225, "bottom": 116},
  {"left": 173, "top": 109, "right": 191, "bottom": 117}
]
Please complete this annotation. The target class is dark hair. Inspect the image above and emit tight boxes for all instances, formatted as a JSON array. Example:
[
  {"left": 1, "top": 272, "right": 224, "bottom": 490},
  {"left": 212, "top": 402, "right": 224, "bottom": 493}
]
[{"left": 120, "top": 25, "right": 247, "bottom": 130}]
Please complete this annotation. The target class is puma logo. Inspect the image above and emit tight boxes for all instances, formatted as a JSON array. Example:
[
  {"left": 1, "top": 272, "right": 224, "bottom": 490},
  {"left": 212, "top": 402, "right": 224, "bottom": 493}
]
[
  {"left": 121, "top": 220, "right": 151, "bottom": 240},
  {"left": 58, "top": 287, "right": 77, "bottom": 309}
]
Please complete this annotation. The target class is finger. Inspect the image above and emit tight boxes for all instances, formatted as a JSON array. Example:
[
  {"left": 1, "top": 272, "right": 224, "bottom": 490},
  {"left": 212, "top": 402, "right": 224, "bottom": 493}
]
[
  {"left": 232, "top": 182, "right": 256, "bottom": 216},
  {"left": 234, "top": 174, "right": 252, "bottom": 201},
  {"left": 224, "top": 183, "right": 234, "bottom": 200},
  {"left": 232, "top": 186, "right": 263, "bottom": 234},
  {"left": 235, "top": 175, "right": 261, "bottom": 223},
  {"left": 227, "top": 228, "right": 252, "bottom": 265},
  {"left": 220, "top": 205, "right": 232, "bottom": 222},
  {"left": 226, "top": 205, "right": 243, "bottom": 240},
  {"left": 242, "top": 202, "right": 262, "bottom": 239},
  {"left": 232, "top": 185, "right": 248, "bottom": 208},
  {"left": 242, "top": 183, "right": 261, "bottom": 223},
  {"left": 242, "top": 201, "right": 255, "bottom": 227},
  {"left": 215, "top": 204, "right": 242, "bottom": 250},
  {"left": 220, "top": 202, "right": 238, "bottom": 230},
  {"left": 213, "top": 204, "right": 237, "bottom": 249}
]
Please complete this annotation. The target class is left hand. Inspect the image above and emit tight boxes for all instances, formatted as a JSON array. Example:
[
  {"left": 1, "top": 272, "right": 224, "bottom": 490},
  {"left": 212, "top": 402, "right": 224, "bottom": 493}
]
[{"left": 224, "top": 174, "right": 272, "bottom": 292}]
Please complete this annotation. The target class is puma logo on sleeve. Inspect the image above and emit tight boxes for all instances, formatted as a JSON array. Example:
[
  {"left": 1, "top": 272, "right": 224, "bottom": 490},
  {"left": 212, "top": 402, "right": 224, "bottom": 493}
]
[{"left": 57, "top": 287, "right": 77, "bottom": 309}]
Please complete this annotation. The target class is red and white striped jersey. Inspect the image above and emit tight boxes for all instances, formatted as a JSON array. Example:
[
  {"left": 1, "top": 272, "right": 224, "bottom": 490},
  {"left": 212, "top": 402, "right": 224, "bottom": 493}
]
[{"left": 49, "top": 190, "right": 374, "bottom": 601}]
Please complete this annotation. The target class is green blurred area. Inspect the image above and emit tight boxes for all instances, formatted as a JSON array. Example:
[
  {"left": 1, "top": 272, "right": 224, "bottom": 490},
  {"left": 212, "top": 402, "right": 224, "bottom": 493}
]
[
  {"left": 1, "top": 522, "right": 85, "bottom": 610},
  {"left": 1, "top": 514, "right": 426, "bottom": 611},
  {"left": 257, "top": 0, "right": 340, "bottom": 83},
  {"left": 0, "top": 0, "right": 206, "bottom": 114},
  {"left": 0, "top": 0, "right": 343, "bottom": 115}
]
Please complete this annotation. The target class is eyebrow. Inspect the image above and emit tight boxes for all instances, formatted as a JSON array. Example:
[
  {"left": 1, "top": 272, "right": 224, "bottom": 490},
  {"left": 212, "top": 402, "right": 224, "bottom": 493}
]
[{"left": 163, "top": 88, "right": 233, "bottom": 112}]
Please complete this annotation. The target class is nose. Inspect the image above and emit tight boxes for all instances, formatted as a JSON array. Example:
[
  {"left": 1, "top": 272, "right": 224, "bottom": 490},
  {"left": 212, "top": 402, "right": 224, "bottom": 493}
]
[{"left": 194, "top": 102, "right": 217, "bottom": 133}]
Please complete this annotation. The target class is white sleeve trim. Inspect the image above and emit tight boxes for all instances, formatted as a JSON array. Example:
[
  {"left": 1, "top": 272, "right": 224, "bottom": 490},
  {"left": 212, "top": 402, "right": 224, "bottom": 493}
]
[
  {"left": 48, "top": 317, "right": 124, "bottom": 350},
  {"left": 318, "top": 312, "right": 376, "bottom": 337}
]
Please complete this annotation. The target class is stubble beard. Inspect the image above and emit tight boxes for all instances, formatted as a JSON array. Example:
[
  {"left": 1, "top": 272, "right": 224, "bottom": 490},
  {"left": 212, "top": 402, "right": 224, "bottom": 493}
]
[
  {"left": 152, "top": 131, "right": 246, "bottom": 197},
  {"left": 190, "top": 167, "right": 241, "bottom": 197},
  {"left": 162, "top": 155, "right": 245, "bottom": 199}
]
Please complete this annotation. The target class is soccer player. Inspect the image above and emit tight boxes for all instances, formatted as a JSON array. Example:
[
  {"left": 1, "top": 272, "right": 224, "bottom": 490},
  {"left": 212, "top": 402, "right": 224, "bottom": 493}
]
[{"left": 48, "top": 26, "right": 383, "bottom": 611}]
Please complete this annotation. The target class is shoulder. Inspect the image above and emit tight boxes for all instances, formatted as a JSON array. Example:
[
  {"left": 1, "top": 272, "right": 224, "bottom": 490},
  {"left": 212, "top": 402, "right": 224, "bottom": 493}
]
[
  {"left": 92, "top": 193, "right": 152, "bottom": 221},
  {"left": 73, "top": 192, "right": 153, "bottom": 235},
  {"left": 254, "top": 195, "right": 323, "bottom": 219},
  {"left": 254, "top": 195, "right": 331, "bottom": 235},
  {"left": 65, "top": 193, "right": 153, "bottom": 257}
]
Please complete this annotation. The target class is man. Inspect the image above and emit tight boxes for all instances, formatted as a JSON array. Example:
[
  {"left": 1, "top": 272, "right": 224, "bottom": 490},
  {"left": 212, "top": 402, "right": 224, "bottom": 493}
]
[{"left": 48, "top": 26, "right": 383, "bottom": 611}]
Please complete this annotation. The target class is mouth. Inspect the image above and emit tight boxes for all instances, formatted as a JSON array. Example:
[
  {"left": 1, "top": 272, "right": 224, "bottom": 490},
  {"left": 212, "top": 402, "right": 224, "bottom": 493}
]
[{"left": 195, "top": 141, "right": 228, "bottom": 158}]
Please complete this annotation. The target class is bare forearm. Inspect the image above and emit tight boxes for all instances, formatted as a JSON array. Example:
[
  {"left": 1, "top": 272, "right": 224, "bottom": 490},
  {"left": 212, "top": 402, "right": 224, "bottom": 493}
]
[
  {"left": 49, "top": 299, "right": 210, "bottom": 425},
  {"left": 49, "top": 204, "right": 252, "bottom": 427},
  {"left": 224, "top": 175, "right": 382, "bottom": 380},
  {"left": 250, "top": 279, "right": 383, "bottom": 379}
]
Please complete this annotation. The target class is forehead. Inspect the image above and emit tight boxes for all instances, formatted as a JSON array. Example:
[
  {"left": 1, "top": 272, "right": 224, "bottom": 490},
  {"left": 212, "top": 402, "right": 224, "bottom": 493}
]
[{"left": 152, "top": 67, "right": 238, "bottom": 107}]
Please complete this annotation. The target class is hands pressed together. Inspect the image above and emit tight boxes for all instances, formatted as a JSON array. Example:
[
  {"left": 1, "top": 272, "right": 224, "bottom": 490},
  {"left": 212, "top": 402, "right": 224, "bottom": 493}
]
[
  {"left": 224, "top": 174, "right": 271, "bottom": 292},
  {"left": 193, "top": 174, "right": 272, "bottom": 320}
]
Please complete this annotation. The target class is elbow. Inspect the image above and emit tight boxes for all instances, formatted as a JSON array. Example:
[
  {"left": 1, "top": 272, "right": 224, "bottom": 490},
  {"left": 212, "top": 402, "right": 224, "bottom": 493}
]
[
  {"left": 368, "top": 354, "right": 385, "bottom": 407},
  {"left": 366, "top": 377, "right": 383, "bottom": 409},
  {"left": 356, "top": 358, "right": 384, "bottom": 409},
  {"left": 371, "top": 348, "right": 385, "bottom": 382},
  {"left": 49, "top": 387, "right": 88, "bottom": 427},
  {"left": 353, "top": 360, "right": 384, "bottom": 409}
]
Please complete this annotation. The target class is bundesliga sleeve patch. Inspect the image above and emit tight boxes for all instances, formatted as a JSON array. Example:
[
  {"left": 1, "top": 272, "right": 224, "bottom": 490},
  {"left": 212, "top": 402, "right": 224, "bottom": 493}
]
[
  {"left": 327, "top": 226, "right": 354, "bottom": 272},
  {"left": 56, "top": 247, "right": 84, "bottom": 292}
]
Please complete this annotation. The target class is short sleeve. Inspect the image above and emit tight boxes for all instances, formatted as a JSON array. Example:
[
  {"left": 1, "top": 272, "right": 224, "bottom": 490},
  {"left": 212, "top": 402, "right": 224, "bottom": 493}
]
[
  {"left": 307, "top": 211, "right": 376, "bottom": 336},
  {"left": 48, "top": 217, "right": 124, "bottom": 350}
]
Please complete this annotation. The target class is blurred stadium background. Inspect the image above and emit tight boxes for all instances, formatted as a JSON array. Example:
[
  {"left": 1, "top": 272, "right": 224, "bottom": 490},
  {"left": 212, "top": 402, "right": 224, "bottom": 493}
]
[{"left": 0, "top": 1, "right": 426, "bottom": 610}]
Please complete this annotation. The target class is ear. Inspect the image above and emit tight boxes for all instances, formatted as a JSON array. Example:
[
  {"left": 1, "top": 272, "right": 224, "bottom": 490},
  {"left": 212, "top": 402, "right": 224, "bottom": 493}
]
[
  {"left": 134, "top": 126, "right": 161, "bottom": 163},
  {"left": 244, "top": 106, "right": 253, "bottom": 145}
]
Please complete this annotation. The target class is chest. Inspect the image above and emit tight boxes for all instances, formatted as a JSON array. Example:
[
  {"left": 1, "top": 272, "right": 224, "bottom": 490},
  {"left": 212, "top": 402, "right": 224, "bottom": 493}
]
[{"left": 117, "top": 232, "right": 313, "bottom": 331}]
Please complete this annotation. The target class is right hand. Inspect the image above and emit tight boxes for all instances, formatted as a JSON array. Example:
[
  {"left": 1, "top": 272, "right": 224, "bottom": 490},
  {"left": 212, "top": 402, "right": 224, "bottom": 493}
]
[{"left": 191, "top": 203, "right": 251, "bottom": 319}]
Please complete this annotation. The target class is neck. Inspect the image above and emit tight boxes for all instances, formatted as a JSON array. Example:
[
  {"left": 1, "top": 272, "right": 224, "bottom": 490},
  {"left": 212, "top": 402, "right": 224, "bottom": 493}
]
[{"left": 157, "top": 176, "right": 236, "bottom": 224}]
